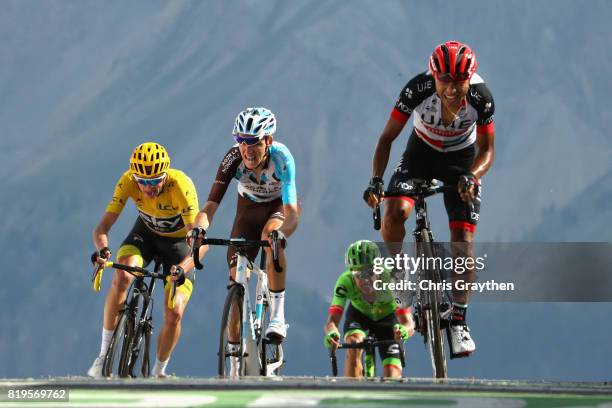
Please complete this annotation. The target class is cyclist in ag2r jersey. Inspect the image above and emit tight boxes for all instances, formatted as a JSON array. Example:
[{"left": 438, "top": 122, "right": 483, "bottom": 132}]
[
  {"left": 191, "top": 107, "right": 299, "bottom": 353},
  {"left": 364, "top": 41, "right": 496, "bottom": 357}
]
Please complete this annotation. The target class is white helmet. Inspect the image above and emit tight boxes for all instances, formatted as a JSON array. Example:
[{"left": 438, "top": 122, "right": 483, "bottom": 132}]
[{"left": 232, "top": 107, "right": 276, "bottom": 139}]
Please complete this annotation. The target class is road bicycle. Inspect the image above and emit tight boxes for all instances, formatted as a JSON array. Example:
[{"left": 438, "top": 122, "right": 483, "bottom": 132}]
[
  {"left": 92, "top": 260, "right": 177, "bottom": 377},
  {"left": 372, "top": 178, "right": 476, "bottom": 378},
  {"left": 406, "top": 179, "right": 454, "bottom": 379},
  {"left": 192, "top": 238, "right": 284, "bottom": 378},
  {"left": 329, "top": 335, "right": 405, "bottom": 378}
]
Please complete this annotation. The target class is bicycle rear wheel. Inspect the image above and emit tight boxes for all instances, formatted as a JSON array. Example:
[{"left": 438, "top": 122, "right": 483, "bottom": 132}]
[
  {"left": 260, "top": 302, "right": 283, "bottom": 376},
  {"left": 418, "top": 229, "right": 448, "bottom": 379},
  {"left": 102, "top": 311, "right": 134, "bottom": 378},
  {"left": 218, "top": 284, "right": 245, "bottom": 378}
]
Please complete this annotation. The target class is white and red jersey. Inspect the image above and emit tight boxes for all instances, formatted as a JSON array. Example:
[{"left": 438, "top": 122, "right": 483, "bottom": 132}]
[{"left": 392, "top": 72, "right": 495, "bottom": 152}]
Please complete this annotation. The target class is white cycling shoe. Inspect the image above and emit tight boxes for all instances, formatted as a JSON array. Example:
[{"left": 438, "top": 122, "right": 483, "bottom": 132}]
[
  {"left": 87, "top": 356, "right": 104, "bottom": 378},
  {"left": 265, "top": 319, "right": 289, "bottom": 342},
  {"left": 449, "top": 324, "right": 476, "bottom": 357}
]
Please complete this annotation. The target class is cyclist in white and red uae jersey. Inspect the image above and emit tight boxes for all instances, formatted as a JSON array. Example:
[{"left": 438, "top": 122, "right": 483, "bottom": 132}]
[
  {"left": 392, "top": 72, "right": 494, "bottom": 152},
  {"left": 364, "top": 41, "right": 496, "bottom": 358}
]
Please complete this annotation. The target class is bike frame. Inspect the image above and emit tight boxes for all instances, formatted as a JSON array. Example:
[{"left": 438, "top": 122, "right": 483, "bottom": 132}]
[
  {"left": 124, "top": 267, "right": 158, "bottom": 377},
  {"left": 234, "top": 251, "right": 268, "bottom": 344},
  {"left": 94, "top": 260, "right": 171, "bottom": 378},
  {"left": 234, "top": 251, "right": 284, "bottom": 376},
  {"left": 410, "top": 179, "right": 455, "bottom": 379}
]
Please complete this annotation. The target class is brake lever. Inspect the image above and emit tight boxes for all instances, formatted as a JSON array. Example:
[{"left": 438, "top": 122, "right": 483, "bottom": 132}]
[
  {"left": 192, "top": 237, "right": 204, "bottom": 270},
  {"left": 372, "top": 183, "right": 383, "bottom": 231},
  {"left": 271, "top": 236, "right": 283, "bottom": 273}
]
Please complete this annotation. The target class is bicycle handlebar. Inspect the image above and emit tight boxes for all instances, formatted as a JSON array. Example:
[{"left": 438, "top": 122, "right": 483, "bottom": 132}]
[
  {"left": 104, "top": 261, "right": 167, "bottom": 278},
  {"left": 192, "top": 237, "right": 283, "bottom": 273},
  {"left": 329, "top": 337, "right": 405, "bottom": 377},
  {"left": 91, "top": 261, "right": 177, "bottom": 309},
  {"left": 336, "top": 338, "right": 399, "bottom": 350},
  {"left": 201, "top": 238, "right": 270, "bottom": 247}
]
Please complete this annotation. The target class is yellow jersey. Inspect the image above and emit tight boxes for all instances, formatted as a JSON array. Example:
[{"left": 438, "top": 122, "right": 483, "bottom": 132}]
[{"left": 106, "top": 169, "right": 199, "bottom": 238}]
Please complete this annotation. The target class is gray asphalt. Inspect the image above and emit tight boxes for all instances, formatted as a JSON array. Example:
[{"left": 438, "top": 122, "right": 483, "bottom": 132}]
[{"left": 1, "top": 377, "right": 611, "bottom": 396}]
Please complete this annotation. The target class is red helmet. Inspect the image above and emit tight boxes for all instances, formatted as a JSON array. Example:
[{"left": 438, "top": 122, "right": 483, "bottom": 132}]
[{"left": 429, "top": 41, "right": 478, "bottom": 81}]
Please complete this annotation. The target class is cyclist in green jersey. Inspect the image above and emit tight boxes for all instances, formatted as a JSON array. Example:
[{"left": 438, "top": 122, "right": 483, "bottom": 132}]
[{"left": 323, "top": 240, "right": 414, "bottom": 378}]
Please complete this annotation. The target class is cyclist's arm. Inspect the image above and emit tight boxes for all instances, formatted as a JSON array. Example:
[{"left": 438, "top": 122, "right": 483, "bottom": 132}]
[
  {"left": 193, "top": 146, "right": 239, "bottom": 232},
  {"left": 372, "top": 117, "right": 405, "bottom": 178},
  {"left": 469, "top": 82, "right": 496, "bottom": 180},
  {"left": 396, "top": 308, "right": 415, "bottom": 338},
  {"left": 326, "top": 272, "right": 351, "bottom": 334},
  {"left": 95, "top": 171, "right": 133, "bottom": 249},
  {"left": 279, "top": 203, "right": 299, "bottom": 237},
  {"left": 471, "top": 129, "right": 495, "bottom": 180},
  {"left": 92, "top": 211, "right": 119, "bottom": 250},
  {"left": 324, "top": 312, "right": 342, "bottom": 335},
  {"left": 271, "top": 143, "right": 299, "bottom": 237},
  {"left": 372, "top": 75, "right": 427, "bottom": 179},
  {"left": 193, "top": 200, "right": 220, "bottom": 230},
  {"left": 172, "top": 221, "right": 209, "bottom": 273},
  {"left": 204, "top": 147, "right": 241, "bottom": 216}
]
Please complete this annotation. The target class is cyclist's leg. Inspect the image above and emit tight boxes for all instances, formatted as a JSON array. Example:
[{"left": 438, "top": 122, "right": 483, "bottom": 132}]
[
  {"left": 262, "top": 208, "right": 285, "bottom": 291},
  {"left": 90, "top": 219, "right": 153, "bottom": 376},
  {"left": 445, "top": 213, "right": 478, "bottom": 356},
  {"left": 342, "top": 305, "right": 369, "bottom": 377},
  {"left": 440, "top": 150, "right": 480, "bottom": 307},
  {"left": 261, "top": 200, "right": 286, "bottom": 337},
  {"left": 225, "top": 196, "right": 266, "bottom": 343},
  {"left": 103, "top": 255, "right": 138, "bottom": 331},
  {"left": 103, "top": 218, "right": 155, "bottom": 332},
  {"left": 372, "top": 313, "right": 403, "bottom": 378},
  {"left": 383, "top": 131, "right": 430, "bottom": 246},
  {"left": 440, "top": 149, "right": 480, "bottom": 356},
  {"left": 154, "top": 237, "right": 195, "bottom": 375}
]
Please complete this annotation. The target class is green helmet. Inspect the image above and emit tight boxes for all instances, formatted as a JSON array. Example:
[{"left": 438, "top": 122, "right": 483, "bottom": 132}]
[{"left": 345, "top": 240, "right": 381, "bottom": 271}]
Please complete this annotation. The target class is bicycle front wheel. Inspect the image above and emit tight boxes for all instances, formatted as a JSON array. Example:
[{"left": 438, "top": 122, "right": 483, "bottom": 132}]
[
  {"left": 218, "top": 284, "right": 245, "bottom": 378},
  {"left": 102, "top": 311, "right": 134, "bottom": 378},
  {"left": 126, "top": 320, "right": 151, "bottom": 378},
  {"left": 418, "top": 229, "right": 448, "bottom": 379},
  {"left": 260, "top": 302, "right": 283, "bottom": 376}
]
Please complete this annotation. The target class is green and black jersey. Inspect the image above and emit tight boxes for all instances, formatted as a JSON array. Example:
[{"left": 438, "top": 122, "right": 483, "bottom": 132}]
[{"left": 328, "top": 270, "right": 409, "bottom": 321}]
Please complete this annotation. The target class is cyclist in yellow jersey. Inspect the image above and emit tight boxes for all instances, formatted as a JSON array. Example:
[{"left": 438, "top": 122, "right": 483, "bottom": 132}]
[{"left": 88, "top": 142, "right": 205, "bottom": 378}]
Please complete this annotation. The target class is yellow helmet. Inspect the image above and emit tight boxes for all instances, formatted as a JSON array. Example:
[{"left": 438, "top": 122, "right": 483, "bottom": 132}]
[{"left": 129, "top": 142, "right": 170, "bottom": 178}]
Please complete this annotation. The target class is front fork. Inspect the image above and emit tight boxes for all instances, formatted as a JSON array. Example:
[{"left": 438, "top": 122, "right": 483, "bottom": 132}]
[
  {"left": 254, "top": 269, "right": 269, "bottom": 337},
  {"left": 128, "top": 282, "right": 154, "bottom": 377}
]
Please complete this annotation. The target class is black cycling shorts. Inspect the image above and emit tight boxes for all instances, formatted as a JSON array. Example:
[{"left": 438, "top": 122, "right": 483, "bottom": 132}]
[
  {"left": 227, "top": 195, "right": 285, "bottom": 268},
  {"left": 342, "top": 303, "right": 401, "bottom": 363},
  {"left": 118, "top": 218, "right": 195, "bottom": 285},
  {"left": 385, "top": 131, "right": 481, "bottom": 231}
]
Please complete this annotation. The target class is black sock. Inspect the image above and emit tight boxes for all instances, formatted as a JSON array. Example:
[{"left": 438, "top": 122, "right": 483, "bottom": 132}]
[{"left": 452, "top": 303, "right": 468, "bottom": 325}]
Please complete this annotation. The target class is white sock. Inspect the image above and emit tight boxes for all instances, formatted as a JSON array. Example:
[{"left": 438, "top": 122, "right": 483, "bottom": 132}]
[
  {"left": 228, "top": 343, "right": 241, "bottom": 375},
  {"left": 228, "top": 342, "right": 241, "bottom": 353},
  {"left": 152, "top": 358, "right": 169, "bottom": 375},
  {"left": 99, "top": 328, "right": 114, "bottom": 357},
  {"left": 269, "top": 290, "right": 285, "bottom": 322}
]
